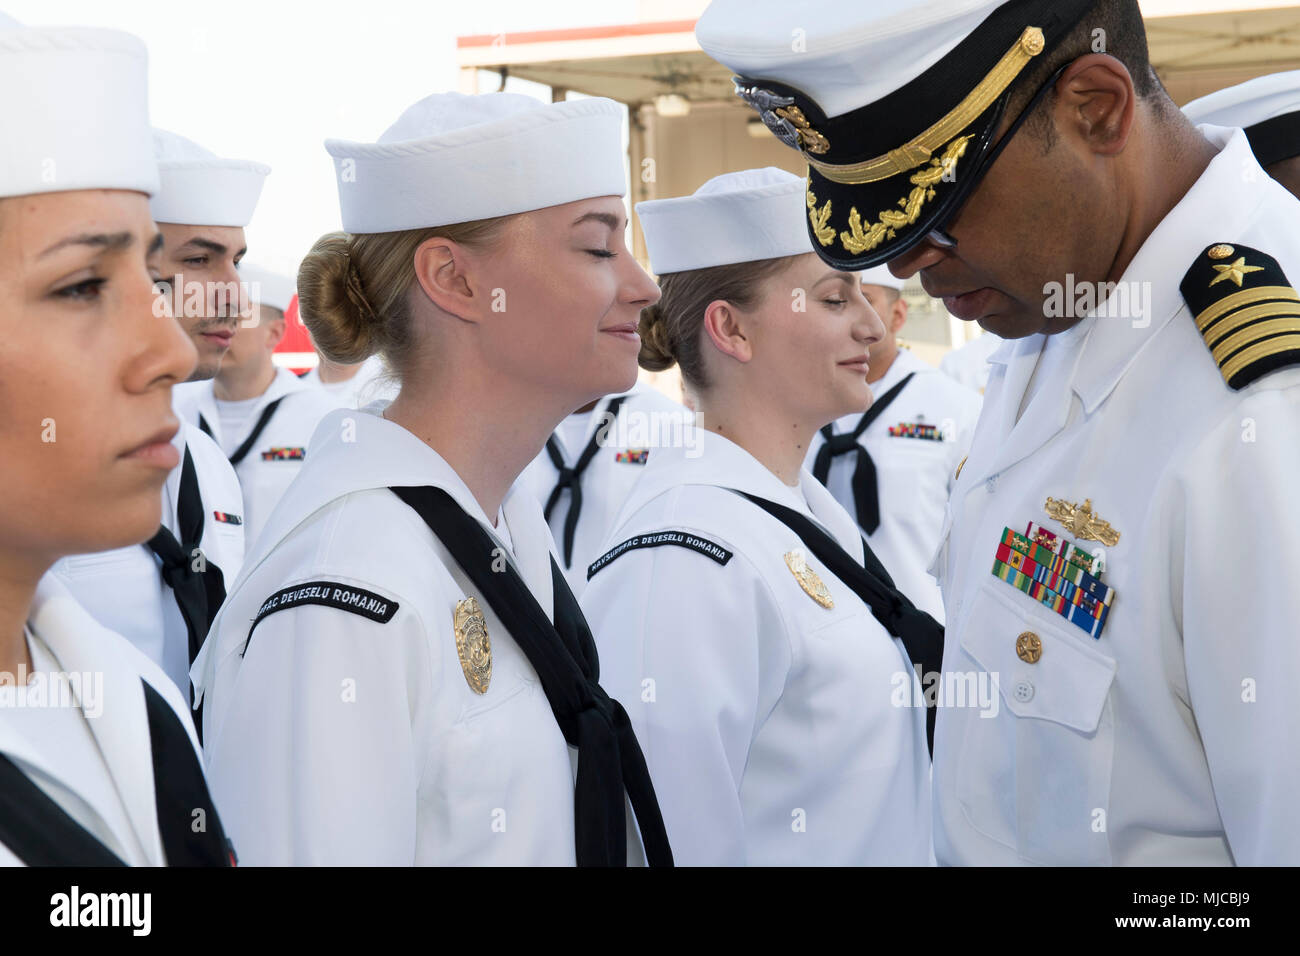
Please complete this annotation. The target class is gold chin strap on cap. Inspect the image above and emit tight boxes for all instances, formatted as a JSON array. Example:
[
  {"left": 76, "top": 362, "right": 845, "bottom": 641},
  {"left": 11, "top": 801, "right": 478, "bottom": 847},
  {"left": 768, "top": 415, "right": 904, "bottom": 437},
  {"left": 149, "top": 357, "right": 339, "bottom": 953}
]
[{"left": 807, "top": 26, "right": 1045, "bottom": 186}]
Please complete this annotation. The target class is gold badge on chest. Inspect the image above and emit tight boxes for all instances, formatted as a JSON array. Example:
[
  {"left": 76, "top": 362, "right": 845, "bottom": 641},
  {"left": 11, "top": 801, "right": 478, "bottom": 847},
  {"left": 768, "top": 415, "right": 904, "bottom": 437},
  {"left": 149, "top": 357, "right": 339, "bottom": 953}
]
[
  {"left": 453, "top": 597, "right": 492, "bottom": 694},
  {"left": 784, "top": 549, "right": 834, "bottom": 608},
  {"left": 1043, "top": 496, "right": 1120, "bottom": 546}
]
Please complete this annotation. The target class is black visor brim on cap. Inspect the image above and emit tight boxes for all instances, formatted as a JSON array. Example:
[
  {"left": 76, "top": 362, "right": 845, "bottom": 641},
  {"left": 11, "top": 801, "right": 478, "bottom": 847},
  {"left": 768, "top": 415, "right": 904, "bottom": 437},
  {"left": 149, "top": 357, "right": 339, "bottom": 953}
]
[
  {"left": 732, "top": 0, "right": 1097, "bottom": 270},
  {"left": 801, "top": 91, "right": 1009, "bottom": 271}
]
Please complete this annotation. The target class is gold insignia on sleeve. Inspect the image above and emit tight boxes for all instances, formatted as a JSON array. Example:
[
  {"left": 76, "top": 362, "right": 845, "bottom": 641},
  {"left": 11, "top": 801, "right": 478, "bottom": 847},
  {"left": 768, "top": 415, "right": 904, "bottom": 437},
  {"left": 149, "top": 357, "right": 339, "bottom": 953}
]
[
  {"left": 453, "top": 597, "right": 492, "bottom": 694},
  {"left": 1044, "top": 497, "right": 1120, "bottom": 547},
  {"left": 784, "top": 549, "right": 834, "bottom": 608},
  {"left": 1209, "top": 256, "right": 1266, "bottom": 289}
]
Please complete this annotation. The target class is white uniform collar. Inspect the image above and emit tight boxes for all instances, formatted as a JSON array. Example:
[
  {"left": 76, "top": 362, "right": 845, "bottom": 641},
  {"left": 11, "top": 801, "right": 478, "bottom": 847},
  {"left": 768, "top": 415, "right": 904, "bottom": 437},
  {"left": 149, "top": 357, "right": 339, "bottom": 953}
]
[
  {"left": 553, "top": 388, "right": 643, "bottom": 460},
  {"left": 3, "top": 575, "right": 165, "bottom": 864},
  {"left": 227, "top": 401, "right": 552, "bottom": 613},
  {"left": 988, "top": 127, "right": 1268, "bottom": 406},
  {"left": 1070, "top": 125, "right": 1269, "bottom": 413},
  {"left": 1071, "top": 125, "right": 1274, "bottom": 413},
  {"left": 170, "top": 368, "right": 304, "bottom": 456},
  {"left": 871, "top": 346, "right": 929, "bottom": 395},
  {"left": 966, "top": 127, "right": 1267, "bottom": 487},
  {"left": 616, "top": 426, "right": 865, "bottom": 560},
  {"left": 258, "top": 365, "right": 309, "bottom": 404}
]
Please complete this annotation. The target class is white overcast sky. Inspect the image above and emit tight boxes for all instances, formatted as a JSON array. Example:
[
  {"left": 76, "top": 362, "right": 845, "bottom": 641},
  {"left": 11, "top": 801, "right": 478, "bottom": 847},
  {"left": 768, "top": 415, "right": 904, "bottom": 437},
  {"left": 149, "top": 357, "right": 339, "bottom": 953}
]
[{"left": 5, "top": 0, "right": 642, "bottom": 277}]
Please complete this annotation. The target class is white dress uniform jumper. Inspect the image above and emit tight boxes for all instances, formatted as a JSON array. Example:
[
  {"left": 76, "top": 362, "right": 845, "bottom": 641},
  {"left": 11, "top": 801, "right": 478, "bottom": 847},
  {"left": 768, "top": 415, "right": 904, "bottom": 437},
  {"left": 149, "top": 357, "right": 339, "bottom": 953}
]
[
  {"left": 194, "top": 405, "right": 670, "bottom": 866},
  {"left": 581, "top": 428, "right": 936, "bottom": 865},
  {"left": 176, "top": 368, "right": 341, "bottom": 547},
  {"left": 521, "top": 383, "right": 691, "bottom": 595},
  {"left": 809, "top": 347, "right": 981, "bottom": 622},
  {"left": 192, "top": 90, "right": 672, "bottom": 867},
  {"left": 3, "top": 537, "right": 233, "bottom": 866}
]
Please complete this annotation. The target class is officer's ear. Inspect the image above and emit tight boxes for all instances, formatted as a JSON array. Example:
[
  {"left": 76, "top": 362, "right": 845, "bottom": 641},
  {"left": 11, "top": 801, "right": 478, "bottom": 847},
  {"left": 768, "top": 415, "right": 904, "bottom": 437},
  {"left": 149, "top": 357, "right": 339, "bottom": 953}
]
[
  {"left": 701, "top": 298, "right": 753, "bottom": 365},
  {"left": 412, "top": 236, "right": 479, "bottom": 322},
  {"left": 1053, "top": 53, "right": 1136, "bottom": 157}
]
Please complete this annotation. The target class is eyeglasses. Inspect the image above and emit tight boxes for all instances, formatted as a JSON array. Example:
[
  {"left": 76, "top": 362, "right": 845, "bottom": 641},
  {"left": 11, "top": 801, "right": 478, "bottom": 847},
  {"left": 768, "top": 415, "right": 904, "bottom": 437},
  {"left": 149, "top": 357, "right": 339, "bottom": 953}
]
[{"left": 921, "top": 62, "right": 1072, "bottom": 253}]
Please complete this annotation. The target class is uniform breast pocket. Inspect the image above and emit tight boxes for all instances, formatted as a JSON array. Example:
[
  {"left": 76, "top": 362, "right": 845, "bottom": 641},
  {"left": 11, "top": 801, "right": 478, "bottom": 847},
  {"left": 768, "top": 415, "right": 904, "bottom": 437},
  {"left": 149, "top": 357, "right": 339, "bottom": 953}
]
[
  {"left": 456, "top": 665, "right": 534, "bottom": 722},
  {"left": 430, "top": 663, "right": 572, "bottom": 863},
  {"left": 206, "top": 522, "right": 245, "bottom": 571},
  {"left": 953, "top": 581, "right": 1117, "bottom": 865}
]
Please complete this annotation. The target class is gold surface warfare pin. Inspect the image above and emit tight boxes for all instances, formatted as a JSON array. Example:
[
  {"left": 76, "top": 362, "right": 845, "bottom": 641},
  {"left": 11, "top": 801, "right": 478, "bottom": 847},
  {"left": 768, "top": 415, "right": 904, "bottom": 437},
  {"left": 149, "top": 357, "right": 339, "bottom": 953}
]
[{"left": 1043, "top": 497, "right": 1120, "bottom": 547}]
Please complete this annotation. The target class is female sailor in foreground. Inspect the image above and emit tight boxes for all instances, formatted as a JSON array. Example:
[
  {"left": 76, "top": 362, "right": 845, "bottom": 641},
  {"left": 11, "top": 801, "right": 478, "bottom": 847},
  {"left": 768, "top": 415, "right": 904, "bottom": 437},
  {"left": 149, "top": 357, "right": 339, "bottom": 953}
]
[
  {"left": 0, "top": 13, "right": 232, "bottom": 867},
  {"left": 193, "top": 92, "right": 672, "bottom": 866},
  {"left": 580, "top": 168, "right": 940, "bottom": 865}
]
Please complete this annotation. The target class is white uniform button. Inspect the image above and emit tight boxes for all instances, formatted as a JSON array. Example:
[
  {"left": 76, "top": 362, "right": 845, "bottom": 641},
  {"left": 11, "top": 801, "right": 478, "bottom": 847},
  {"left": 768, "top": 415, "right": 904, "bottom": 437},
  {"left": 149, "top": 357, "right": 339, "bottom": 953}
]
[
  {"left": 985, "top": 475, "right": 998, "bottom": 493},
  {"left": 1014, "top": 679, "right": 1035, "bottom": 702}
]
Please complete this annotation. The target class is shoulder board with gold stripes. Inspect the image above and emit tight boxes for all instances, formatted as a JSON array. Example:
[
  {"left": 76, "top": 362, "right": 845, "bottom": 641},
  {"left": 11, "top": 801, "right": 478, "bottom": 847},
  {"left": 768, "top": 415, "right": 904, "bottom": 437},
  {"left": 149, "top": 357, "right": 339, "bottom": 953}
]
[{"left": 1180, "top": 243, "right": 1300, "bottom": 390}]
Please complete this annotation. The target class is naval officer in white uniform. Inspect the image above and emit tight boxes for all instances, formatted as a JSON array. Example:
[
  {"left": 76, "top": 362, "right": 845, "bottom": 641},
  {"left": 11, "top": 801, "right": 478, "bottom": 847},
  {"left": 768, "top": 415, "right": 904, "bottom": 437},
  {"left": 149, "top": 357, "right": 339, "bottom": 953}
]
[
  {"left": 700, "top": 0, "right": 1300, "bottom": 865},
  {"left": 0, "top": 11, "right": 231, "bottom": 866},
  {"left": 809, "top": 266, "right": 981, "bottom": 622},
  {"left": 580, "top": 168, "right": 937, "bottom": 866},
  {"left": 47, "top": 130, "right": 261, "bottom": 702},
  {"left": 521, "top": 382, "right": 692, "bottom": 595},
  {"left": 193, "top": 91, "right": 672, "bottom": 867},
  {"left": 175, "top": 263, "right": 339, "bottom": 546}
]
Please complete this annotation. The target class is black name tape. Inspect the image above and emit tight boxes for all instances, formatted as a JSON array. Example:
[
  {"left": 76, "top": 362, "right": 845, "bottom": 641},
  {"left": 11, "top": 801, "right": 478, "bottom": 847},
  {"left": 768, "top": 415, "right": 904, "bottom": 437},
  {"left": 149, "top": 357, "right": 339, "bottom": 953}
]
[
  {"left": 587, "top": 530, "right": 733, "bottom": 580},
  {"left": 242, "top": 580, "right": 399, "bottom": 655}
]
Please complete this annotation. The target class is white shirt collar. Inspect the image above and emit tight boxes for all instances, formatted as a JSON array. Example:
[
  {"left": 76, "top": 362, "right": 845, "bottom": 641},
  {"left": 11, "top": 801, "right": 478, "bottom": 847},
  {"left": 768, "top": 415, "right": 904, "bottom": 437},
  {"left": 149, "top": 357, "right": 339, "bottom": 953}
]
[{"left": 615, "top": 425, "right": 865, "bottom": 560}]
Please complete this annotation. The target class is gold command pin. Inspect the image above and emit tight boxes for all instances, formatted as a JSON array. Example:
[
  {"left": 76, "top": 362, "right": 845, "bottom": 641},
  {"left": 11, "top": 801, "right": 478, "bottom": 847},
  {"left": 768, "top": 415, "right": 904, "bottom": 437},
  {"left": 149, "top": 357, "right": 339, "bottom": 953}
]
[
  {"left": 784, "top": 549, "right": 834, "bottom": 609},
  {"left": 453, "top": 596, "right": 492, "bottom": 694}
]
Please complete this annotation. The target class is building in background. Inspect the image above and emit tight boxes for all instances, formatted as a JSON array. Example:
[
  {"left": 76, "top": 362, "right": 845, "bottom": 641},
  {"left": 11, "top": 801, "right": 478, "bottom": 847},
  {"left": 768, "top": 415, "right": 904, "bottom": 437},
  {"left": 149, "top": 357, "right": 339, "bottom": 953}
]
[{"left": 456, "top": 0, "right": 1300, "bottom": 378}]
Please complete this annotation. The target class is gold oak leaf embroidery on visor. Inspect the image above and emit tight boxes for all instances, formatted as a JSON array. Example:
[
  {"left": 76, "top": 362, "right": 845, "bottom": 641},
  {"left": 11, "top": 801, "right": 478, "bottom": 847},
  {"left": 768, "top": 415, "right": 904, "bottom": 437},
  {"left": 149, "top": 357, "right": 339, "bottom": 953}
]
[
  {"left": 838, "top": 134, "right": 974, "bottom": 256},
  {"left": 807, "top": 185, "right": 835, "bottom": 246}
]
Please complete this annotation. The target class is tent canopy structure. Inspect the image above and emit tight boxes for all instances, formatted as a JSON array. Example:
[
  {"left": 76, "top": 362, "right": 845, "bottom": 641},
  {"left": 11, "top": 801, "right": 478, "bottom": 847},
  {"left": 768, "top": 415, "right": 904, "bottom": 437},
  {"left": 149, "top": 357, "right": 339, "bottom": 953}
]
[{"left": 455, "top": 1, "right": 1300, "bottom": 359}]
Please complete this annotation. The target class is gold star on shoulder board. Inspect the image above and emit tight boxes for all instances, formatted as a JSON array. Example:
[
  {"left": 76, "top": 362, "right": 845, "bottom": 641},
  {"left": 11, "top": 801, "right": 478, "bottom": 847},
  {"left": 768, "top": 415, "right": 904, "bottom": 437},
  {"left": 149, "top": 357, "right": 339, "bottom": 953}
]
[{"left": 1209, "top": 256, "right": 1265, "bottom": 288}]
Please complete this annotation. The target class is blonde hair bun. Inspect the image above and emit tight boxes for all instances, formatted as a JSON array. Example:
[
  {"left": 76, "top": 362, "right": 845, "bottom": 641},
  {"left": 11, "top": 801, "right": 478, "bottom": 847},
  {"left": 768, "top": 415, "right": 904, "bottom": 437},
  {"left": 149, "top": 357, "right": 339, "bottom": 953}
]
[{"left": 297, "top": 232, "right": 376, "bottom": 365}]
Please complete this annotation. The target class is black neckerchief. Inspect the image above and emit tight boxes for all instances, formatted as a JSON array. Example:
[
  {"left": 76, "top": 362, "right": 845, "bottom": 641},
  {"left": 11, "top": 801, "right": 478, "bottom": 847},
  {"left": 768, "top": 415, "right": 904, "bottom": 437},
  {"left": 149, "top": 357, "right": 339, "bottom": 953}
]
[
  {"left": 735, "top": 490, "right": 944, "bottom": 755},
  {"left": 390, "top": 484, "right": 672, "bottom": 867},
  {"left": 543, "top": 395, "right": 629, "bottom": 568},
  {"left": 0, "top": 679, "right": 234, "bottom": 866},
  {"left": 811, "top": 372, "right": 916, "bottom": 533}
]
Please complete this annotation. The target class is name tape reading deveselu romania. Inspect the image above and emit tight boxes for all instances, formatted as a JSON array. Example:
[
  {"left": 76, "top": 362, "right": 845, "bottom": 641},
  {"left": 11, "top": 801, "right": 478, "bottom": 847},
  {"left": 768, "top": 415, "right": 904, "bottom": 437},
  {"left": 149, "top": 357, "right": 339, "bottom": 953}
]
[
  {"left": 587, "top": 531, "right": 733, "bottom": 580},
  {"left": 242, "top": 580, "right": 400, "bottom": 655}
]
